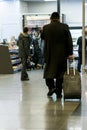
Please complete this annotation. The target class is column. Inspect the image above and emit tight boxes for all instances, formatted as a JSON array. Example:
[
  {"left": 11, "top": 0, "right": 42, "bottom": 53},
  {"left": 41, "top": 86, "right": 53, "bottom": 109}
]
[
  {"left": 82, "top": 0, "right": 85, "bottom": 73},
  {"left": 57, "top": 0, "right": 60, "bottom": 15}
]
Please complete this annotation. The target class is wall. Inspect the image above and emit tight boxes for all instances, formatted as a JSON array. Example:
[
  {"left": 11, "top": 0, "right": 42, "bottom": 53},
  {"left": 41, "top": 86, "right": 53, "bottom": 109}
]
[
  {"left": 27, "top": 1, "right": 57, "bottom": 14},
  {"left": 0, "top": 1, "right": 21, "bottom": 42},
  {"left": 61, "top": 0, "right": 82, "bottom": 26}
]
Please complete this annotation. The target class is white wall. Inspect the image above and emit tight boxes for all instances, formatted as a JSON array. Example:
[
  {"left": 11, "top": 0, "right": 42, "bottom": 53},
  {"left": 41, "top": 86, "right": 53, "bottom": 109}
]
[
  {"left": 61, "top": 0, "right": 82, "bottom": 26},
  {"left": 0, "top": 1, "right": 22, "bottom": 42},
  {"left": 27, "top": 1, "right": 57, "bottom": 14}
]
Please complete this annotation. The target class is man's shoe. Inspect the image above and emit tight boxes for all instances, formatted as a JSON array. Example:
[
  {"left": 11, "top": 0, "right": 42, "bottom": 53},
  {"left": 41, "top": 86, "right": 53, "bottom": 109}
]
[
  {"left": 21, "top": 77, "right": 29, "bottom": 81},
  {"left": 47, "top": 88, "right": 56, "bottom": 97}
]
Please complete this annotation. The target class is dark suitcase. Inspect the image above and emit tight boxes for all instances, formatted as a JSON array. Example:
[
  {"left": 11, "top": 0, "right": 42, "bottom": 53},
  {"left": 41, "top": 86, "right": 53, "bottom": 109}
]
[{"left": 63, "top": 59, "right": 81, "bottom": 99}]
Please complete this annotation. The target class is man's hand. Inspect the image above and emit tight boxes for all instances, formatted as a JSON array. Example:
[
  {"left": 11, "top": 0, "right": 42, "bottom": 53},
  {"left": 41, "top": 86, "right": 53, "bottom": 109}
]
[
  {"left": 27, "top": 56, "right": 31, "bottom": 62},
  {"left": 68, "top": 54, "right": 74, "bottom": 60}
]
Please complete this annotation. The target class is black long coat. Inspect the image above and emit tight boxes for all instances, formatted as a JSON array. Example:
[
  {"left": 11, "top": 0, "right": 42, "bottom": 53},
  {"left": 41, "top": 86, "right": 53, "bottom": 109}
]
[{"left": 41, "top": 21, "right": 73, "bottom": 78}]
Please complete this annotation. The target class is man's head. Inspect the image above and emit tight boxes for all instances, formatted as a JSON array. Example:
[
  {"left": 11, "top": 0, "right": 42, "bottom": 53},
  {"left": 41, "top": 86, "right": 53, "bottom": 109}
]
[
  {"left": 50, "top": 12, "right": 60, "bottom": 21},
  {"left": 23, "top": 27, "right": 29, "bottom": 34}
]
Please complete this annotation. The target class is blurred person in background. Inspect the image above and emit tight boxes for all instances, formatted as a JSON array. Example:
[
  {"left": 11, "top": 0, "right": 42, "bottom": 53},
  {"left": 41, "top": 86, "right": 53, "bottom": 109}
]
[
  {"left": 18, "top": 27, "right": 31, "bottom": 81},
  {"left": 77, "top": 27, "right": 87, "bottom": 72}
]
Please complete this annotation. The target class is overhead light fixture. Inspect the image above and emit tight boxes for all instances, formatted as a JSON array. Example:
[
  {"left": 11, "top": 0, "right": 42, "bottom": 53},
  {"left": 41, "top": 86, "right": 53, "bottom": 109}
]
[{"left": 44, "top": 0, "right": 56, "bottom": 1}]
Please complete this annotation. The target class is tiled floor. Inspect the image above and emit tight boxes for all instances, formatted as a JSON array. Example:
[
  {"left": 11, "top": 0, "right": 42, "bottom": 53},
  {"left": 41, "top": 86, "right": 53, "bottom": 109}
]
[{"left": 0, "top": 69, "right": 86, "bottom": 130}]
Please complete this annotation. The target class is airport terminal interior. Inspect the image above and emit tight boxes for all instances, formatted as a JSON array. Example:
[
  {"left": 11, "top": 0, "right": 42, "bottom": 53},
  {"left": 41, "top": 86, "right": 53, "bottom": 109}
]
[{"left": 0, "top": 0, "right": 87, "bottom": 130}]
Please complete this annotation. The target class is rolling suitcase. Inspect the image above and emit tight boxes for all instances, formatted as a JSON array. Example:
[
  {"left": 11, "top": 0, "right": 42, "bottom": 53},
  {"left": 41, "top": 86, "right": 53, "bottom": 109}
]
[{"left": 63, "top": 59, "right": 81, "bottom": 100}]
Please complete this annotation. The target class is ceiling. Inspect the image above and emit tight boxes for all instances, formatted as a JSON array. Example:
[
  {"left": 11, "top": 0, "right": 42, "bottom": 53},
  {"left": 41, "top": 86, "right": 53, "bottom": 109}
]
[{"left": 21, "top": 0, "right": 87, "bottom": 2}]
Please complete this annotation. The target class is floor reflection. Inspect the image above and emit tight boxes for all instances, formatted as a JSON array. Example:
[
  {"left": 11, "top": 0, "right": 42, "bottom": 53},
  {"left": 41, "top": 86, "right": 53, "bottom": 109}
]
[{"left": 44, "top": 93, "right": 81, "bottom": 130}]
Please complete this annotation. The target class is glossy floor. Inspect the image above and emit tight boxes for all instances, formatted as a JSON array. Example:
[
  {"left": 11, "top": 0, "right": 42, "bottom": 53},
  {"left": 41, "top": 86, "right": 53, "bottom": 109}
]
[{"left": 0, "top": 69, "right": 86, "bottom": 130}]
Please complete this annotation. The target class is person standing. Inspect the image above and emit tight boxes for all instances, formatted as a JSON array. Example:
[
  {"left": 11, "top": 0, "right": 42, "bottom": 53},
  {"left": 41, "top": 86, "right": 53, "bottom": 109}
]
[
  {"left": 41, "top": 12, "right": 73, "bottom": 98},
  {"left": 77, "top": 28, "right": 87, "bottom": 72},
  {"left": 18, "top": 27, "right": 31, "bottom": 81}
]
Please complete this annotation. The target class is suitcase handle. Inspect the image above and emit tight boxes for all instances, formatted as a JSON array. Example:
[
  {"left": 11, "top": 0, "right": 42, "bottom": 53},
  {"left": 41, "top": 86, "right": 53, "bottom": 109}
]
[{"left": 67, "top": 59, "right": 75, "bottom": 75}]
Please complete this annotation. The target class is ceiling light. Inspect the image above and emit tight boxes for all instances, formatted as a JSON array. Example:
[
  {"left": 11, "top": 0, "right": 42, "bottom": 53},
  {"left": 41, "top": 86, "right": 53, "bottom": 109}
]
[{"left": 44, "top": 0, "right": 56, "bottom": 1}]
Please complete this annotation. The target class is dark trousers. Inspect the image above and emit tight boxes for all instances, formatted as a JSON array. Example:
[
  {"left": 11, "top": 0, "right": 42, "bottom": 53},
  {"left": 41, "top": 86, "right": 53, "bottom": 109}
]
[
  {"left": 45, "top": 76, "right": 63, "bottom": 95},
  {"left": 21, "top": 58, "right": 28, "bottom": 79},
  {"left": 77, "top": 52, "right": 82, "bottom": 72}
]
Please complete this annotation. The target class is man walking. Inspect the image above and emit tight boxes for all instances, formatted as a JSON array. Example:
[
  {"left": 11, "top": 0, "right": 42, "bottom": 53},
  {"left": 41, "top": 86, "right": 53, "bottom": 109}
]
[{"left": 41, "top": 12, "right": 73, "bottom": 98}]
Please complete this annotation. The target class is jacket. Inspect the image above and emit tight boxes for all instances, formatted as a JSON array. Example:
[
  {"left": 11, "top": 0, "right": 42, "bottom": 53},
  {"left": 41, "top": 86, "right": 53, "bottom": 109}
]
[{"left": 18, "top": 33, "right": 30, "bottom": 58}]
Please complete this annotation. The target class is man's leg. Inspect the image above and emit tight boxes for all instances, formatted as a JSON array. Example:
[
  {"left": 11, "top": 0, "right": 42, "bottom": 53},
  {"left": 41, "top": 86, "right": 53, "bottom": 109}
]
[
  {"left": 77, "top": 52, "right": 82, "bottom": 72},
  {"left": 56, "top": 76, "right": 63, "bottom": 98},
  {"left": 45, "top": 78, "right": 56, "bottom": 96},
  {"left": 21, "top": 58, "right": 29, "bottom": 80}
]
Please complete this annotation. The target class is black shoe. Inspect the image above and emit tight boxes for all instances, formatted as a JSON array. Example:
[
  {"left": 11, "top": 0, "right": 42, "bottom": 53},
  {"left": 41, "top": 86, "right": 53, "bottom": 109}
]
[
  {"left": 21, "top": 77, "right": 29, "bottom": 81},
  {"left": 47, "top": 88, "right": 56, "bottom": 97}
]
